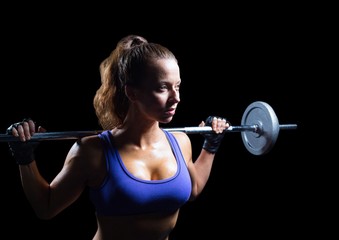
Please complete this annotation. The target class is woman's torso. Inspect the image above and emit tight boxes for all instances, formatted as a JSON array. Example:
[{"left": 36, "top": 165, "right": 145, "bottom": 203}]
[
  {"left": 85, "top": 129, "right": 191, "bottom": 240},
  {"left": 93, "top": 210, "right": 179, "bottom": 240}
]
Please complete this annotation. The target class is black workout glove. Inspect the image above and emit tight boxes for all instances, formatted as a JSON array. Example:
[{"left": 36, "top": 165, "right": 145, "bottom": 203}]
[
  {"left": 6, "top": 118, "right": 40, "bottom": 165},
  {"left": 202, "top": 116, "right": 227, "bottom": 154}
]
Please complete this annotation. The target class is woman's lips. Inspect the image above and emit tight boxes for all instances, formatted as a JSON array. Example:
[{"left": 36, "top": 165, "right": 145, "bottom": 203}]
[{"left": 165, "top": 108, "right": 176, "bottom": 116}]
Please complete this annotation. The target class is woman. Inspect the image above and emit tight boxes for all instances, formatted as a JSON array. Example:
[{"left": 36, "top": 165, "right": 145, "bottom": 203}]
[{"left": 7, "top": 35, "right": 229, "bottom": 240}]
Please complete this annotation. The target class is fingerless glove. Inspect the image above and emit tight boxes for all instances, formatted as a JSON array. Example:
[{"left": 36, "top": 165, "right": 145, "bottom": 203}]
[
  {"left": 6, "top": 119, "right": 39, "bottom": 165},
  {"left": 201, "top": 116, "right": 226, "bottom": 154}
]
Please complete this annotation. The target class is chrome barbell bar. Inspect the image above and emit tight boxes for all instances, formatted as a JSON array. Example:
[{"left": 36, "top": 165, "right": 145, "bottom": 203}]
[
  {"left": 0, "top": 101, "right": 298, "bottom": 155},
  {"left": 0, "top": 124, "right": 297, "bottom": 142}
]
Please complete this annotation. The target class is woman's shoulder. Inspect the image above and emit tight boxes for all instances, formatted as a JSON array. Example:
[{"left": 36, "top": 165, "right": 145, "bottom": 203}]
[
  {"left": 168, "top": 131, "right": 192, "bottom": 164},
  {"left": 64, "top": 134, "right": 106, "bottom": 187},
  {"left": 169, "top": 131, "right": 191, "bottom": 150},
  {"left": 79, "top": 133, "right": 103, "bottom": 150},
  {"left": 67, "top": 134, "right": 103, "bottom": 160},
  {"left": 170, "top": 131, "right": 190, "bottom": 143}
]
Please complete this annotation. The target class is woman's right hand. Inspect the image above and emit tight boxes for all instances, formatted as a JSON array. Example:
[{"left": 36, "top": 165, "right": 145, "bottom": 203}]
[{"left": 6, "top": 118, "right": 45, "bottom": 165}]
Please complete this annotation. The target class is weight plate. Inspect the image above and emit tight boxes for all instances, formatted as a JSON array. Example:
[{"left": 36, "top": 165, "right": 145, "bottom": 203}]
[{"left": 241, "top": 101, "right": 280, "bottom": 155}]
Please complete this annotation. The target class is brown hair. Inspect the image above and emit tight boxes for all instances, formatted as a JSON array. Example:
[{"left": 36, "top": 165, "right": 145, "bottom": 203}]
[{"left": 93, "top": 35, "right": 177, "bottom": 129}]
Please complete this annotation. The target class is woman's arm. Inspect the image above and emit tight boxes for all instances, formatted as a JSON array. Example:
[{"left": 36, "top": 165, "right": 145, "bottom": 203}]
[
  {"left": 174, "top": 116, "right": 228, "bottom": 200},
  {"left": 8, "top": 119, "right": 102, "bottom": 219},
  {"left": 18, "top": 138, "right": 97, "bottom": 219}
]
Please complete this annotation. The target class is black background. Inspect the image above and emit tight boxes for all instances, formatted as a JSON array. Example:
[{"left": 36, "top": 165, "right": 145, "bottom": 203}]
[{"left": 0, "top": 6, "right": 329, "bottom": 240}]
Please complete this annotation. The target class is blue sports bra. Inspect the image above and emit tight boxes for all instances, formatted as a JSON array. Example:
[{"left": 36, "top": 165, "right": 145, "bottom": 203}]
[{"left": 89, "top": 130, "right": 192, "bottom": 216}]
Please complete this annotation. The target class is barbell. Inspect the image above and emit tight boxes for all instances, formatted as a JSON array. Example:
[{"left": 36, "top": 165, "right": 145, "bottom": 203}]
[{"left": 0, "top": 101, "right": 297, "bottom": 155}]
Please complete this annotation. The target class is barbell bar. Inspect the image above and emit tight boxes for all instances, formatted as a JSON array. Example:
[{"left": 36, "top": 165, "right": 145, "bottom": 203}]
[{"left": 0, "top": 101, "right": 297, "bottom": 155}]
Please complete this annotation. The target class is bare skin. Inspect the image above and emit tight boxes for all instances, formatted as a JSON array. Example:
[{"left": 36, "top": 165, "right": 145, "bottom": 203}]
[
  {"left": 13, "top": 58, "right": 228, "bottom": 239},
  {"left": 93, "top": 211, "right": 179, "bottom": 240}
]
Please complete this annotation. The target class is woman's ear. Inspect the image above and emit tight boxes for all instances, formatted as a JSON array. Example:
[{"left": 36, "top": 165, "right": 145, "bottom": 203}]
[{"left": 125, "top": 85, "right": 137, "bottom": 102}]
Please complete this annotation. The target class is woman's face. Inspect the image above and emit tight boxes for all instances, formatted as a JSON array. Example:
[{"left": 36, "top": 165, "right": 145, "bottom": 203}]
[{"left": 131, "top": 58, "right": 181, "bottom": 124}]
